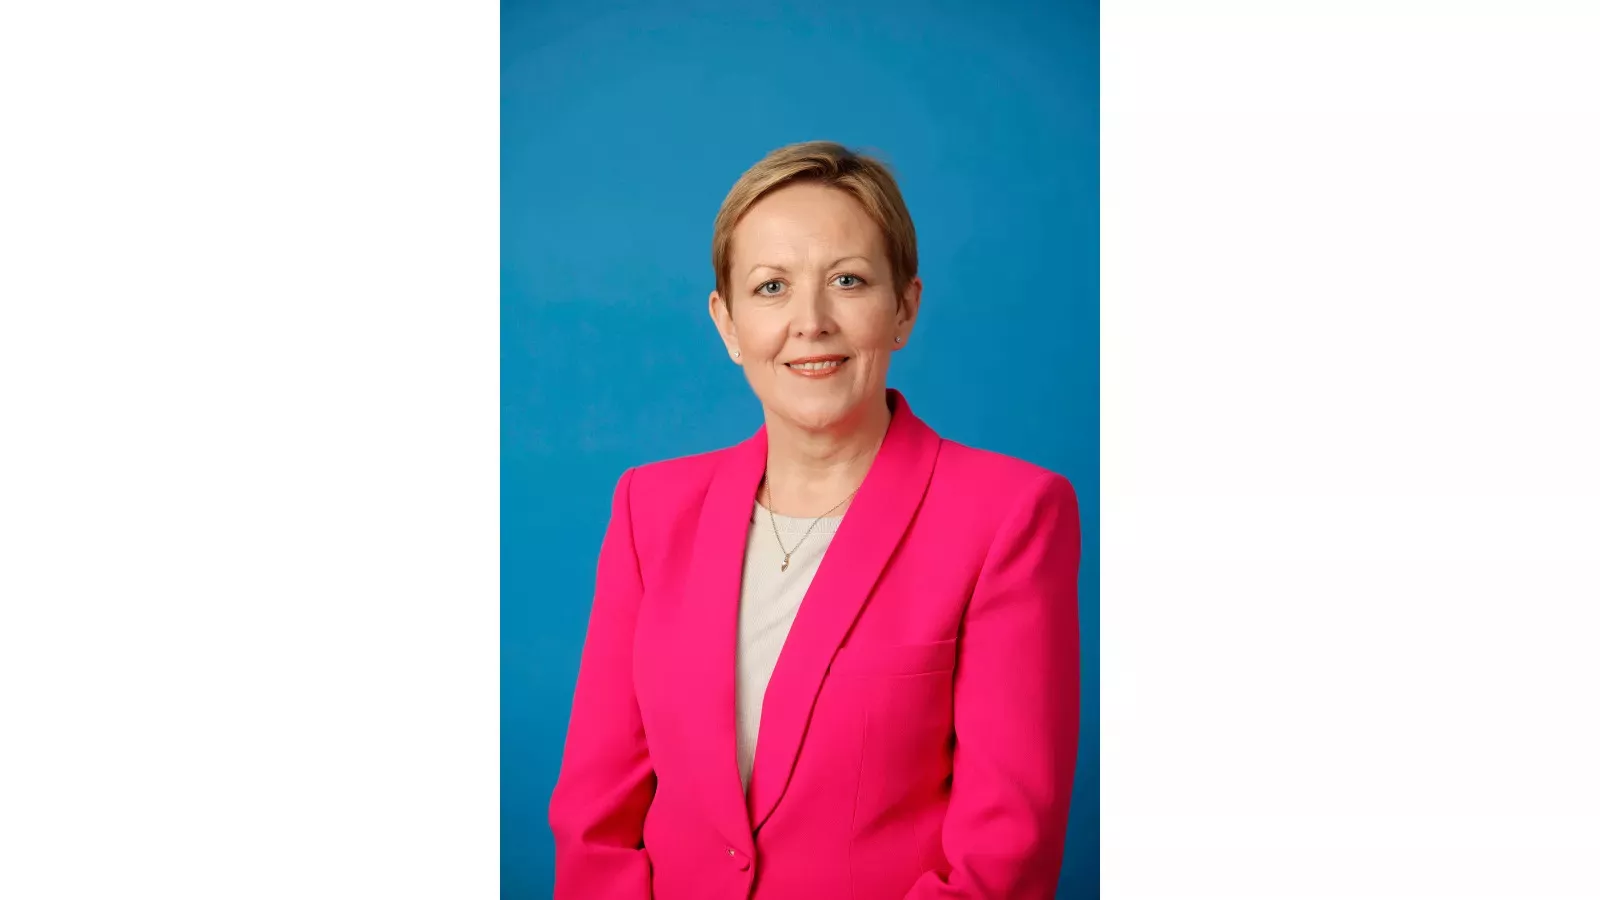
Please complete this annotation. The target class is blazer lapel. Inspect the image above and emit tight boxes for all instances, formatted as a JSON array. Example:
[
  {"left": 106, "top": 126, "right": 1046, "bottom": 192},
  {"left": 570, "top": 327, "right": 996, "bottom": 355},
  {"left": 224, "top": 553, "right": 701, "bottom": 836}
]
[
  {"left": 680, "top": 426, "right": 767, "bottom": 856},
  {"left": 745, "top": 389, "right": 942, "bottom": 833}
]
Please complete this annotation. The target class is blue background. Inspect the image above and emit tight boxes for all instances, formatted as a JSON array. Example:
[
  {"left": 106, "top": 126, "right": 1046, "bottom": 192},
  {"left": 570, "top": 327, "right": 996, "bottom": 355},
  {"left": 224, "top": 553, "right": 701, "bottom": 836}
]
[{"left": 502, "top": 0, "right": 1098, "bottom": 895}]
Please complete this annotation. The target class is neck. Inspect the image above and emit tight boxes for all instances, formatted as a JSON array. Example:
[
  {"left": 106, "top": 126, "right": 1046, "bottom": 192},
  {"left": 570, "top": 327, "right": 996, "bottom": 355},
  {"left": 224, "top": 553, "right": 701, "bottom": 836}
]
[{"left": 761, "top": 393, "right": 892, "bottom": 518}]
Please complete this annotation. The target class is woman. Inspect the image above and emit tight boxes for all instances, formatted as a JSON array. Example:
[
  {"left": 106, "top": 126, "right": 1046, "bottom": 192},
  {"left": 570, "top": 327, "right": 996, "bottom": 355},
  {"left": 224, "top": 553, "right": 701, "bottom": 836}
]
[{"left": 549, "top": 141, "right": 1081, "bottom": 899}]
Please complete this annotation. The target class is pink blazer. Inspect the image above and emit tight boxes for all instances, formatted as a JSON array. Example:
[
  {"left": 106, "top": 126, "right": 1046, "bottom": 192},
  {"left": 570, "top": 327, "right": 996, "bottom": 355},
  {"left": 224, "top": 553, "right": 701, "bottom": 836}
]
[{"left": 549, "top": 390, "right": 1081, "bottom": 899}]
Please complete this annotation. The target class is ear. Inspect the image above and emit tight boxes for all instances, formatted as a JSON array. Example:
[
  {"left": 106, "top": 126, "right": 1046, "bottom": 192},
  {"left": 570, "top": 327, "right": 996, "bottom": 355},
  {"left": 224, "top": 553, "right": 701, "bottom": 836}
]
[
  {"left": 892, "top": 276, "right": 923, "bottom": 350},
  {"left": 708, "top": 289, "right": 741, "bottom": 362}
]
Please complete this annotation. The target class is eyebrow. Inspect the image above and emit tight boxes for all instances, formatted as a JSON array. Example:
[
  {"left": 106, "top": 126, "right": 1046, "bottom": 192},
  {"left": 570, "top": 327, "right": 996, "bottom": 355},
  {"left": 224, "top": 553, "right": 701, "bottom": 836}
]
[{"left": 746, "top": 256, "right": 871, "bottom": 278}]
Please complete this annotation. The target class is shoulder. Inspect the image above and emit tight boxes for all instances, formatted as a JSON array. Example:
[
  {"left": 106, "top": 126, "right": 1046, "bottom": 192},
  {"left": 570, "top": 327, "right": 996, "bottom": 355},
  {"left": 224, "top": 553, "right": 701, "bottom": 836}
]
[
  {"left": 924, "top": 443, "right": 1081, "bottom": 592},
  {"left": 611, "top": 444, "right": 736, "bottom": 510},
  {"left": 919, "top": 439, "right": 1080, "bottom": 558},
  {"left": 933, "top": 439, "right": 1077, "bottom": 505}
]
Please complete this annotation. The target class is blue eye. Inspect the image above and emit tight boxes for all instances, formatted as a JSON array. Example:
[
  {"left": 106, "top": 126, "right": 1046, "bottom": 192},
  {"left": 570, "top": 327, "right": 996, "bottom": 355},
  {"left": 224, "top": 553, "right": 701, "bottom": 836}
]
[
  {"left": 757, "top": 281, "right": 783, "bottom": 295},
  {"left": 835, "top": 274, "right": 862, "bottom": 288}
]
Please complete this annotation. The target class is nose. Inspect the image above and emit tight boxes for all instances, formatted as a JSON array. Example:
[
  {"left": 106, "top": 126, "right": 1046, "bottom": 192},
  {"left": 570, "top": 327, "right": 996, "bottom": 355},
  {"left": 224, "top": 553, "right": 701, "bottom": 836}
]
[{"left": 790, "top": 281, "right": 836, "bottom": 338}]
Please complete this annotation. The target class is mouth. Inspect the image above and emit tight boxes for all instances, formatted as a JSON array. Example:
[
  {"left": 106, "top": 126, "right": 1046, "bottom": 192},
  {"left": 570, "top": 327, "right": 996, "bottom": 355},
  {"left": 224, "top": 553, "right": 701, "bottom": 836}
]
[{"left": 783, "top": 355, "right": 850, "bottom": 378}]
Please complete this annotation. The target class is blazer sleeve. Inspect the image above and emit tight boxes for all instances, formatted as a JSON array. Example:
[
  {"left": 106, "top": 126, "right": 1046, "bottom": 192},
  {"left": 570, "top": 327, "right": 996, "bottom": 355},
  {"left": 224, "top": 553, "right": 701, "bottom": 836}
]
[
  {"left": 904, "top": 472, "right": 1083, "bottom": 899},
  {"left": 548, "top": 467, "right": 656, "bottom": 899}
]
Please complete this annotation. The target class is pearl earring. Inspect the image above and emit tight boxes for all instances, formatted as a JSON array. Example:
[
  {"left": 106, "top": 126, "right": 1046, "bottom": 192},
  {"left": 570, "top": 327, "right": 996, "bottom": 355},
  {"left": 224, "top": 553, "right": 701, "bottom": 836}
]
[
  {"left": 733, "top": 350, "right": 741, "bottom": 359},
  {"left": 894, "top": 336, "right": 903, "bottom": 343}
]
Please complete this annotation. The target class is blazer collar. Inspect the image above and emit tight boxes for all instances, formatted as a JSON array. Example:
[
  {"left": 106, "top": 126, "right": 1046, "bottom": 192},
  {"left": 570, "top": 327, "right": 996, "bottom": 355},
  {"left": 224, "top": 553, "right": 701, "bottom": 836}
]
[{"left": 681, "top": 389, "right": 943, "bottom": 849}]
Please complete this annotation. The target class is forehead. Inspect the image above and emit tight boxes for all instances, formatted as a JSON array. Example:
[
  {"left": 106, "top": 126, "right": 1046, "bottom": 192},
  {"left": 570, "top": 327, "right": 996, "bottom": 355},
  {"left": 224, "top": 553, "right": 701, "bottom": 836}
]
[{"left": 731, "top": 182, "right": 884, "bottom": 263}]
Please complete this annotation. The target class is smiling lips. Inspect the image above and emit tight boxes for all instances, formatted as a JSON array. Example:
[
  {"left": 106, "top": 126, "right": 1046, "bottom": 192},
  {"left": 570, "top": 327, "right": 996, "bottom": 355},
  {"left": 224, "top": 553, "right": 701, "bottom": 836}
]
[{"left": 784, "top": 355, "right": 849, "bottom": 378}]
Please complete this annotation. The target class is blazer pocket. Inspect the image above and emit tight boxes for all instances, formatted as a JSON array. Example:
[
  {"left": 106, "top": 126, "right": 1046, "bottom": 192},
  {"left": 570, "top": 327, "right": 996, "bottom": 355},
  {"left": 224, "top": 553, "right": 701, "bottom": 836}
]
[{"left": 829, "top": 638, "right": 957, "bottom": 678}]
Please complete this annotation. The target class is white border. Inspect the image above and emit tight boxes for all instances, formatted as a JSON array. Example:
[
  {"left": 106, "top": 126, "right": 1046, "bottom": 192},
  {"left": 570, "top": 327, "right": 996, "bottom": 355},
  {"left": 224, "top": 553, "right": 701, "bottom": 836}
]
[
  {"left": 1104, "top": 2, "right": 1600, "bottom": 898},
  {"left": 0, "top": 2, "right": 500, "bottom": 897}
]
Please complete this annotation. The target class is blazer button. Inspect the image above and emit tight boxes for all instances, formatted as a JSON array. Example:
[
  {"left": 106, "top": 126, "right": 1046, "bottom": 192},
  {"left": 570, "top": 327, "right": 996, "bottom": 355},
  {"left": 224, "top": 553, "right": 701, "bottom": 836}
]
[{"left": 728, "top": 848, "right": 750, "bottom": 872}]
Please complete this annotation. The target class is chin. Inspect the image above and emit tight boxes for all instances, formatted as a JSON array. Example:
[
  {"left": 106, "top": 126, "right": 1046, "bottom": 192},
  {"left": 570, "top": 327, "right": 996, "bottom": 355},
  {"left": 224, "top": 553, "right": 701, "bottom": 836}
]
[{"left": 775, "top": 389, "right": 870, "bottom": 433}]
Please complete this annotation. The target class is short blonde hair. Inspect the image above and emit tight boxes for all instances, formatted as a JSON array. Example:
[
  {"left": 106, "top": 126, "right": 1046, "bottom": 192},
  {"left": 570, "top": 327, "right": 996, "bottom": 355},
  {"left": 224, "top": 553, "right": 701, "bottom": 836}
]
[{"left": 712, "top": 141, "right": 918, "bottom": 304}]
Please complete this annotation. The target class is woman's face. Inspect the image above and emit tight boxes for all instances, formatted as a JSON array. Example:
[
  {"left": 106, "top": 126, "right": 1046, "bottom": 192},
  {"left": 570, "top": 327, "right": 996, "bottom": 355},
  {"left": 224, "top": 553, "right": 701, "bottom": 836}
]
[{"left": 710, "top": 182, "right": 920, "bottom": 436}]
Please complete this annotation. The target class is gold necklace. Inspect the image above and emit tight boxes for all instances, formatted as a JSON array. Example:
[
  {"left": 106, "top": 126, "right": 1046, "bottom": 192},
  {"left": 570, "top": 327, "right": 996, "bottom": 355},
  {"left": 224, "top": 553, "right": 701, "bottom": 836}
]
[{"left": 762, "top": 476, "right": 857, "bottom": 572}]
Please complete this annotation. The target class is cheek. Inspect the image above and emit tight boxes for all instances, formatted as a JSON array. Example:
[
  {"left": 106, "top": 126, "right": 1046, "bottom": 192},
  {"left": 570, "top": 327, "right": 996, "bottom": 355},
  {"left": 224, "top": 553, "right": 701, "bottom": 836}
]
[
  {"left": 730, "top": 312, "right": 785, "bottom": 359},
  {"left": 848, "top": 315, "right": 900, "bottom": 352}
]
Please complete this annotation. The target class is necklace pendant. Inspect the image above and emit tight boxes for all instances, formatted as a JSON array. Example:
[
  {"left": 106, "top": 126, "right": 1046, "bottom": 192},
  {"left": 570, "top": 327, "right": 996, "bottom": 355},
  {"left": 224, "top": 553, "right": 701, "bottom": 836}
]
[{"left": 781, "top": 555, "right": 791, "bottom": 572}]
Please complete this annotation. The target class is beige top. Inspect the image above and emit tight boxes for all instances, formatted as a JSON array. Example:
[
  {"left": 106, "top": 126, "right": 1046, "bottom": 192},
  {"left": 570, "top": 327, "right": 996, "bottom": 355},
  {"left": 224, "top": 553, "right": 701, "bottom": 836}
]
[{"left": 735, "top": 501, "right": 842, "bottom": 794}]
